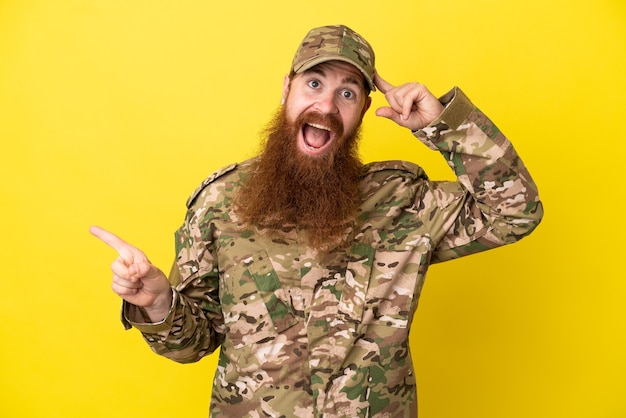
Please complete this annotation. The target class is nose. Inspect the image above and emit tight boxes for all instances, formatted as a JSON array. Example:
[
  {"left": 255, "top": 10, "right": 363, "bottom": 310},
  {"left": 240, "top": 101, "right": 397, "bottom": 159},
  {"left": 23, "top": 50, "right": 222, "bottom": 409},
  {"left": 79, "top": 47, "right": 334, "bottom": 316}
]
[{"left": 313, "top": 92, "right": 339, "bottom": 114}]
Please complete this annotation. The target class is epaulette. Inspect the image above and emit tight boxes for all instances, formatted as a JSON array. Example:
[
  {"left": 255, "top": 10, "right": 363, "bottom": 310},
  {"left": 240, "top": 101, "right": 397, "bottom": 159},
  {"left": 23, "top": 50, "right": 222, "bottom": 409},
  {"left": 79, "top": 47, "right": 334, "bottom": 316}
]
[
  {"left": 363, "top": 160, "right": 428, "bottom": 180},
  {"left": 185, "top": 163, "right": 238, "bottom": 208}
]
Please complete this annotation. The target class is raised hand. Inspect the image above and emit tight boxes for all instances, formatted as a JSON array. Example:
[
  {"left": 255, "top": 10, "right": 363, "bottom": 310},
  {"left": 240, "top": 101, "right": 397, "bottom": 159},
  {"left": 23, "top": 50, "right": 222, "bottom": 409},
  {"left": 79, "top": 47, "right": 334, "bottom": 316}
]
[
  {"left": 90, "top": 225, "right": 172, "bottom": 321},
  {"left": 374, "top": 72, "right": 444, "bottom": 131}
]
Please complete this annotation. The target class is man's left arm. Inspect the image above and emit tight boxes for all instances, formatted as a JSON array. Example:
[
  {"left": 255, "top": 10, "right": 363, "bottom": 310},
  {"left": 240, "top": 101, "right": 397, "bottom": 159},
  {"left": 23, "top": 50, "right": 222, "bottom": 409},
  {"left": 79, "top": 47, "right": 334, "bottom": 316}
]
[
  {"left": 374, "top": 74, "right": 543, "bottom": 261},
  {"left": 415, "top": 86, "right": 543, "bottom": 261}
]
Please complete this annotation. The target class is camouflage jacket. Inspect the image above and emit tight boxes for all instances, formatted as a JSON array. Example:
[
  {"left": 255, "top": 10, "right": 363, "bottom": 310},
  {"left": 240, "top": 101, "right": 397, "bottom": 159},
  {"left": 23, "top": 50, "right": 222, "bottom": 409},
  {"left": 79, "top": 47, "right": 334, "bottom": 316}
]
[{"left": 123, "top": 87, "right": 543, "bottom": 417}]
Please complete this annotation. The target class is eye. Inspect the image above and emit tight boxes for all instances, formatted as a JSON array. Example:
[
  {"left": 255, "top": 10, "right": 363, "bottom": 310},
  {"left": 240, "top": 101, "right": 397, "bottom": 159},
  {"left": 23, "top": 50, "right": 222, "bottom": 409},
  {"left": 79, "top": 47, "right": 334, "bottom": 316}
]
[
  {"left": 307, "top": 79, "right": 321, "bottom": 89},
  {"left": 340, "top": 89, "right": 356, "bottom": 100}
]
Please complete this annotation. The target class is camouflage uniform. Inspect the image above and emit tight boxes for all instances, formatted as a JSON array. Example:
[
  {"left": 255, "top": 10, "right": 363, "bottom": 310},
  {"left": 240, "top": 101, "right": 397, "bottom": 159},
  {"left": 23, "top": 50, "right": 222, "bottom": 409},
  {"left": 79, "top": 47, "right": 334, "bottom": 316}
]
[{"left": 123, "top": 87, "right": 543, "bottom": 417}]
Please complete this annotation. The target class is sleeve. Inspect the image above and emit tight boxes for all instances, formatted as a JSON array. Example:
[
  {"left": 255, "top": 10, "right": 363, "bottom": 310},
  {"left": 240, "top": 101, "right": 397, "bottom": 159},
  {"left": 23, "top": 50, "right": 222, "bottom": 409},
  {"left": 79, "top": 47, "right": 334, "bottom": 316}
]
[
  {"left": 121, "top": 205, "right": 226, "bottom": 364},
  {"left": 414, "top": 87, "right": 544, "bottom": 263}
]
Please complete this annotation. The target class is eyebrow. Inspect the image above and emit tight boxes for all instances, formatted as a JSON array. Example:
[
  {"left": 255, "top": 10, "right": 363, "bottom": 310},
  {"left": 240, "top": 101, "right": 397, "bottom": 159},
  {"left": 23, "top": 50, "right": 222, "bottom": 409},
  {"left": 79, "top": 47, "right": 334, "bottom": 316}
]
[{"left": 307, "top": 66, "right": 364, "bottom": 89}]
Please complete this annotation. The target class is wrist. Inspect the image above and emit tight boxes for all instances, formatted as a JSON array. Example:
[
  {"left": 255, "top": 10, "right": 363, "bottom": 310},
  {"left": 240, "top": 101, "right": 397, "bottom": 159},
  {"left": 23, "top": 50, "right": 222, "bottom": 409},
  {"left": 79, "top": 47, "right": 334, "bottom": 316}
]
[{"left": 145, "top": 287, "right": 174, "bottom": 322}]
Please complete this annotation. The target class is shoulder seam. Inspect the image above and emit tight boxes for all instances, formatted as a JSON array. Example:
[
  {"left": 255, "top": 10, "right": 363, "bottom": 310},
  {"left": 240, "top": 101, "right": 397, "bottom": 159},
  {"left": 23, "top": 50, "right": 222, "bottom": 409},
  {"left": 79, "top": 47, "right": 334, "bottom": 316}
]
[{"left": 185, "top": 163, "right": 238, "bottom": 208}]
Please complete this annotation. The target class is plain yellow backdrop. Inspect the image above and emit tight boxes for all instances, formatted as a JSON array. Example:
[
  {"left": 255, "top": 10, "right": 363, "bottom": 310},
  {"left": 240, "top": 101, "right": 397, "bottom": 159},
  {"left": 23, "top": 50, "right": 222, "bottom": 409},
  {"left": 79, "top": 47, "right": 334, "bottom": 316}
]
[{"left": 1, "top": 0, "right": 624, "bottom": 417}]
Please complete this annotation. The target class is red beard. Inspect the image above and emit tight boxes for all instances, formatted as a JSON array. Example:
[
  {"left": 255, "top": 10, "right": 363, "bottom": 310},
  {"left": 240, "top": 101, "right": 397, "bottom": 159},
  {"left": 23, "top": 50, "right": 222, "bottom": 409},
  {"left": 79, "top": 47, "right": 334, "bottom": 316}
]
[{"left": 235, "top": 106, "right": 364, "bottom": 251}]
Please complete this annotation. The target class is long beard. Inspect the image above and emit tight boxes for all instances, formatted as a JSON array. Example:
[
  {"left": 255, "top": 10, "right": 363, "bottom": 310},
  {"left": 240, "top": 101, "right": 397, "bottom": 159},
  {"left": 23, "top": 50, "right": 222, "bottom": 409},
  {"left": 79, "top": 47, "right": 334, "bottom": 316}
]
[{"left": 235, "top": 106, "right": 363, "bottom": 251}]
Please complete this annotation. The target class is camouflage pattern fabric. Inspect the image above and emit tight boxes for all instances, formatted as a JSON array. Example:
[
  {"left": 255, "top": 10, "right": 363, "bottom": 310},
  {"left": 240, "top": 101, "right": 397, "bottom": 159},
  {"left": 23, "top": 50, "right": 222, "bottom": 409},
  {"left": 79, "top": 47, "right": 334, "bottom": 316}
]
[
  {"left": 123, "top": 87, "right": 543, "bottom": 417},
  {"left": 291, "top": 25, "right": 376, "bottom": 92}
]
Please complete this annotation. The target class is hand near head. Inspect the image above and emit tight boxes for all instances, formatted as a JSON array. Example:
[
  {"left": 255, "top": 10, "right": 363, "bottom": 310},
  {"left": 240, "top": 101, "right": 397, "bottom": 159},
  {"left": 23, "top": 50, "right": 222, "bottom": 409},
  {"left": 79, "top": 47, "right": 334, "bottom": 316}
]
[
  {"left": 90, "top": 226, "right": 172, "bottom": 321},
  {"left": 374, "top": 73, "right": 445, "bottom": 131}
]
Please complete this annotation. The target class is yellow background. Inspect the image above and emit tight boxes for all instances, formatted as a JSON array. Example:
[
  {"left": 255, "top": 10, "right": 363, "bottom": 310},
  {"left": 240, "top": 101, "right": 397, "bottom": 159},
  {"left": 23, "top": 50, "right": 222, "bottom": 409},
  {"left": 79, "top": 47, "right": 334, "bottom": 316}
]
[{"left": 1, "top": 0, "right": 624, "bottom": 417}]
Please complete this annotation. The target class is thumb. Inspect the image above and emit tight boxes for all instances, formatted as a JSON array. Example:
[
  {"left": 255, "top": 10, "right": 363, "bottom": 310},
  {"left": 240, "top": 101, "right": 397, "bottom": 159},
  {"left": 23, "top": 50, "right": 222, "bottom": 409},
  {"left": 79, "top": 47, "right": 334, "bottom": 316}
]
[{"left": 375, "top": 106, "right": 400, "bottom": 123}]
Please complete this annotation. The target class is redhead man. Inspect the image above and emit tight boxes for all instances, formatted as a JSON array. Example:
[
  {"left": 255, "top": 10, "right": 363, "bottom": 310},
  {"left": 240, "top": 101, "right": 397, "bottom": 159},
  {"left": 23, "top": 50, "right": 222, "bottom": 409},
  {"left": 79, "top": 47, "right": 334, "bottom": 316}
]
[{"left": 92, "top": 25, "right": 543, "bottom": 417}]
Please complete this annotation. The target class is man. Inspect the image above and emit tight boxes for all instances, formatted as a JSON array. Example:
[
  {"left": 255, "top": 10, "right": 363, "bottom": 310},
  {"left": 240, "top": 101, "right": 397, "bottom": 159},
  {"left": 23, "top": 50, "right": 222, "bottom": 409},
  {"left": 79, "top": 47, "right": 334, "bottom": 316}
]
[{"left": 91, "top": 25, "right": 543, "bottom": 417}]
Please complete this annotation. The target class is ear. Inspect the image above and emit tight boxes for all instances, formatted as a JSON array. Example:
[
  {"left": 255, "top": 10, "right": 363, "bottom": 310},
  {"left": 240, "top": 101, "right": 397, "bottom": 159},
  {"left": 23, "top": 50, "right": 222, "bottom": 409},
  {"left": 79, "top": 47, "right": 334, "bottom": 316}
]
[
  {"left": 361, "top": 96, "right": 372, "bottom": 117},
  {"left": 282, "top": 74, "right": 290, "bottom": 104}
]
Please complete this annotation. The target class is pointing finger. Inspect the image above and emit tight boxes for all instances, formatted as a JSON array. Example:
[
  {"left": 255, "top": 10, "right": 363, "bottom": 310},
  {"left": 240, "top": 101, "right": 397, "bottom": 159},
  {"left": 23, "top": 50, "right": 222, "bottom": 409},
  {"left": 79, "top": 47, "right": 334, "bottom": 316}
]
[
  {"left": 89, "top": 225, "right": 130, "bottom": 253},
  {"left": 374, "top": 72, "right": 394, "bottom": 93}
]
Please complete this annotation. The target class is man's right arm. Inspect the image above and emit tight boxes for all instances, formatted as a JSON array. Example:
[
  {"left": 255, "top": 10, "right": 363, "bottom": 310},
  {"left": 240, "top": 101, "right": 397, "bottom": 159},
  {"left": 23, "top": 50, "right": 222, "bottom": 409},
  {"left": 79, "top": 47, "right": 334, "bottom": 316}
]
[{"left": 120, "top": 216, "right": 225, "bottom": 363}]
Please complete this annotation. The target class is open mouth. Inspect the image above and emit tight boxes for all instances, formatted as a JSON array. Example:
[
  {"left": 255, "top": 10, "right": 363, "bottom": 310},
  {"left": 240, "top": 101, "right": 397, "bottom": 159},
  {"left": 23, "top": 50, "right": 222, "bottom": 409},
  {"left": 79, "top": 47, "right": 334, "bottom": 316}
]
[{"left": 300, "top": 122, "right": 335, "bottom": 156}]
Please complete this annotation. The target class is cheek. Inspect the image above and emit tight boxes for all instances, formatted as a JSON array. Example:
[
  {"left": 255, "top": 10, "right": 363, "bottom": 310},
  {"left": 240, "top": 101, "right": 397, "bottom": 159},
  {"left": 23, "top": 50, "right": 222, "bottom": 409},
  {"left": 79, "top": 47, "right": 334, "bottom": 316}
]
[
  {"left": 284, "top": 98, "right": 306, "bottom": 123},
  {"left": 343, "top": 110, "right": 363, "bottom": 132},
  {"left": 341, "top": 98, "right": 367, "bottom": 125}
]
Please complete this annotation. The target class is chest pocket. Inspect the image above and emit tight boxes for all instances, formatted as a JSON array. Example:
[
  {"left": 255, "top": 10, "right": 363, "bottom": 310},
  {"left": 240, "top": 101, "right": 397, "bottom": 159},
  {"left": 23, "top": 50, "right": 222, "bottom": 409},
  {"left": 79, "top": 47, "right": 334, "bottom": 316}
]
[
  {"left": 341, "top": 242, "right": 427, "bottom": 328},
  {"left": 220, "top": 252, "right": 298, "bottom": 349}
]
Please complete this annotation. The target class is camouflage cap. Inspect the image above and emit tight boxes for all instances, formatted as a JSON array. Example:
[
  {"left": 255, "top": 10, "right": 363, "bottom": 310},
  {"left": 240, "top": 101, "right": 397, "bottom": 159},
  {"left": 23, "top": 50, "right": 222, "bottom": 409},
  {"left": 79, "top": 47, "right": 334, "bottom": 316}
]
[{"left": 291, "top": 25, "right": 376, "bottom": 92}]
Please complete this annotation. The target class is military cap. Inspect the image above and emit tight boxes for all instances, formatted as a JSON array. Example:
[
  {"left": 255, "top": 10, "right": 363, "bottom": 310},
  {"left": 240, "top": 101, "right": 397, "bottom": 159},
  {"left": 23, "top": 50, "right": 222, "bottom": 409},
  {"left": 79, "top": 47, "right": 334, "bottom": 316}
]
[{"left": 291, "top": 25, "right": 376, "bottom": 92}]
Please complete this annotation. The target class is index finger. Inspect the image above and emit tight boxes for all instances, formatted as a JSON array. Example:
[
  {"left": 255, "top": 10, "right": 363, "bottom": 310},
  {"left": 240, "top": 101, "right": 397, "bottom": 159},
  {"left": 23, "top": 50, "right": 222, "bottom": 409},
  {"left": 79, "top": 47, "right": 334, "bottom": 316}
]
[
  {"left": 374, "top": 72, "right": 394, "bottom": 93},
  {"left": 89, "top": 225, "right": 129, "bottom": 253}
]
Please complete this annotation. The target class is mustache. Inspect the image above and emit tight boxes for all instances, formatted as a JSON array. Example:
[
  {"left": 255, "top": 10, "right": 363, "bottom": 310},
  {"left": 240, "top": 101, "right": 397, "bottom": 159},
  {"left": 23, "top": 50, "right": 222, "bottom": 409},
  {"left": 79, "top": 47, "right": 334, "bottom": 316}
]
[{"left": 297, "top": 111, "right": 344, "bottom": 138}]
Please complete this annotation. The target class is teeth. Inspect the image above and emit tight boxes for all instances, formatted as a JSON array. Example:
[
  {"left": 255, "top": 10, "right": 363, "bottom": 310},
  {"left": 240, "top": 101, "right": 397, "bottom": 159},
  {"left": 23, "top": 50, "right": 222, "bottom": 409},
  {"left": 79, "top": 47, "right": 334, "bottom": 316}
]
[{"left": 308, "top": 123, "right": 330, "bottom": 131}]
